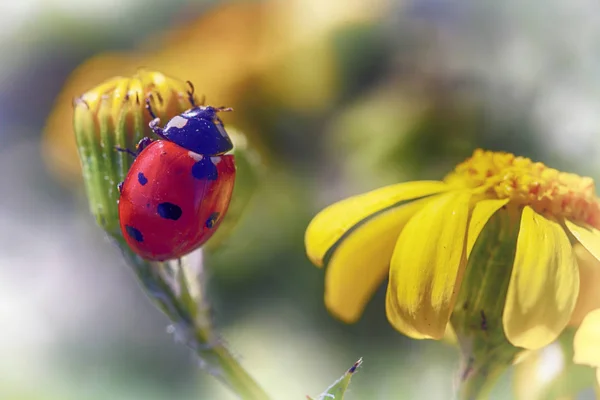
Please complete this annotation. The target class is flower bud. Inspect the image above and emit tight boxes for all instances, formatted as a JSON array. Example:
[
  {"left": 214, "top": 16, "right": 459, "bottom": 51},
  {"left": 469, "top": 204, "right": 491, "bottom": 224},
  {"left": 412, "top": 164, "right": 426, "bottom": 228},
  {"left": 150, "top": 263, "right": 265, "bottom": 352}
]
[
  {"left": 73, "top": 69, "right": 195, "bottom": 236},
  {"left": 73, "top": 69, "right": 262, "bottom": 246}
]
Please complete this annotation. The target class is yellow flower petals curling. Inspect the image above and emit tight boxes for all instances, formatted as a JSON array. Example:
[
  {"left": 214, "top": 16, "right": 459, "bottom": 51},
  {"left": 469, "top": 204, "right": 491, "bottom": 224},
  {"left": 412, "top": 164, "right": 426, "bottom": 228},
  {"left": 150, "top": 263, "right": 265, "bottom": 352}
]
[
  {"left": 305, "top": 180, "right": 449, "bottom": 322},
  {"left": 503, "top": 206, "right": 579, "bottom": 349},
  {"left": 305, "top": 181, "right": 449, "bottom": 268},
  {"left": 387, "top": 191, "right": 471, "bottom": 339},
  {"left": 305, "top": 149, "right": 600, "bottom": 351},
  {"left": 325, "top": 196, "right": 435, "bottom": 323}
]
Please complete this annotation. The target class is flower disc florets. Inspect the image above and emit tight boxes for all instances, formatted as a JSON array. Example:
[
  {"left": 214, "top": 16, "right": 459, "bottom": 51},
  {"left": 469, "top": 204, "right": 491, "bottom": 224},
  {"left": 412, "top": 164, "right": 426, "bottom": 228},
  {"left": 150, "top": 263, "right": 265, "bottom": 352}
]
[{"left": 444, "top": 149, "right": 600, "bottom": 227}]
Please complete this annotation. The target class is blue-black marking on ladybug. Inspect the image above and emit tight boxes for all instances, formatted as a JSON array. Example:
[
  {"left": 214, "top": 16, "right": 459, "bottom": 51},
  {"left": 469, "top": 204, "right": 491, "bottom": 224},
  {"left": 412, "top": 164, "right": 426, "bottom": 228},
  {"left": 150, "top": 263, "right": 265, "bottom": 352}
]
[
  {"left": 205, "top": 212, "right": 220, "bottom": 229},
  {"left": 158, "top": 106, "right": 233, "bottom": 156},
  {"left": 191, "top": 157, "right": 218, "bottom": 180},
  {"left": 125, "top": 225, "right": 144, "bottom": 242},
  {"left": 157, "top": 202, "right": 183, "bottom": 221},
  {"left": 137, "top": 172, "right": 148, "bottom": 185}
]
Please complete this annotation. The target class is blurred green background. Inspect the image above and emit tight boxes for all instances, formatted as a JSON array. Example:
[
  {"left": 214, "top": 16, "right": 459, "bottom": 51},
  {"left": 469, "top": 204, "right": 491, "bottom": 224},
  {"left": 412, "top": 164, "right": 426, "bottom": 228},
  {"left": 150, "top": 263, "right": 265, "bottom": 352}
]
[{"left": 3, "top": 0, "right": 600, "bottom": 399}]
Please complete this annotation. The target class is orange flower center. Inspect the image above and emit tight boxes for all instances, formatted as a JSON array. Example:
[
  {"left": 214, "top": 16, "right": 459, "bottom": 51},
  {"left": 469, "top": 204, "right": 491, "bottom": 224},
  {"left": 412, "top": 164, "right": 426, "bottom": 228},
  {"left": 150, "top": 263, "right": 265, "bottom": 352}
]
[{"left": 444, "top": 149, "right": 600, "bottom": 227}]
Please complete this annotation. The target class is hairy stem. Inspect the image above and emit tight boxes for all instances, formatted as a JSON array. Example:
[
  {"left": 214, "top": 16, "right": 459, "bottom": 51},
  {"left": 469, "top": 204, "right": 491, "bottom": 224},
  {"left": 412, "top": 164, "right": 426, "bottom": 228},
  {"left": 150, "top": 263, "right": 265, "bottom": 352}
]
[{"left": 116, "top": 237, "right": 271, "bottom": 400}]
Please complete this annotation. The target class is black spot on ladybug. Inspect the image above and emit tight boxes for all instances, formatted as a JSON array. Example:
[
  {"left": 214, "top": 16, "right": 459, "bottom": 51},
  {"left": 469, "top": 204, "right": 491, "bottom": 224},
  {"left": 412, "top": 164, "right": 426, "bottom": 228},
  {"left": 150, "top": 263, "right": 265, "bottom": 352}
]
[
  {"left": 191, "top": 158, "right": 218, "bottom": 180},
  {"left": 138, "top": 172, "right": 148, "bottom": 185},
  {"left": 157, "top": 202, "right": 182, "bottom": 220},
  {"left": 205, "top": 212, "right": 220, "bottom": 228},
  {"left": 146, "top": 203, "right": 151, "bottom": 208},
  {"left": 125, "top": 225, "right": 143, "bottom": 242}
]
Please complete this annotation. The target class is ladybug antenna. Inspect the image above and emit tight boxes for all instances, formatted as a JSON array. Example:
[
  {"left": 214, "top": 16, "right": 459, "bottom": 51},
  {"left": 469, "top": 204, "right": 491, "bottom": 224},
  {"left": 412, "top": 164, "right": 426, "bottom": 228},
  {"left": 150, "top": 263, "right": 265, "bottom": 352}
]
[
  {"left": 216, "top": 106, "right": 233, "bottom": 113},
  {"left": 186, "top": 80, "right": 196, "bottom": 107},
  {"left": 145, "top": 95, "right": 158, "bottom": 120},
  {"left": 199, "top": 94, "right": 206, "bottom": 106}
]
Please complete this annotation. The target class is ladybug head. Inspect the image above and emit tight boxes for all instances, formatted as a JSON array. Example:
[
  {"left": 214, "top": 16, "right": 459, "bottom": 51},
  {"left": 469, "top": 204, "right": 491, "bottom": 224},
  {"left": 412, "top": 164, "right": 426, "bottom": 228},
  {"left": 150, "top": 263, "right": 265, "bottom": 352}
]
[{"left": 162, "top": 106, "right": 234, "bottom": 156}]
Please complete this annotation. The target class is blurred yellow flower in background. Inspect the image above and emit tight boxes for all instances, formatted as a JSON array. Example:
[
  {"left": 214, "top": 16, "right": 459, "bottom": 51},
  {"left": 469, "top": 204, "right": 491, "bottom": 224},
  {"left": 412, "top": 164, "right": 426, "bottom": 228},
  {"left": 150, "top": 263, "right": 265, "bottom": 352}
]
[
  {"left": 306, "top": 149, "right": 600, "bottom": 350},
  {"left": 43, "top": 0, "right": 386, "bottom": 188}
]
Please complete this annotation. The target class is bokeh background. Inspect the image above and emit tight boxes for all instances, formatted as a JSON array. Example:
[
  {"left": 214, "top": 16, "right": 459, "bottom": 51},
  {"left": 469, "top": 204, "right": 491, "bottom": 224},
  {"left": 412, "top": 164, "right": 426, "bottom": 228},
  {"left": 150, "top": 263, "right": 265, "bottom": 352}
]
[{"left": 3, "top": 0, "right": 600, "bottom": 399}]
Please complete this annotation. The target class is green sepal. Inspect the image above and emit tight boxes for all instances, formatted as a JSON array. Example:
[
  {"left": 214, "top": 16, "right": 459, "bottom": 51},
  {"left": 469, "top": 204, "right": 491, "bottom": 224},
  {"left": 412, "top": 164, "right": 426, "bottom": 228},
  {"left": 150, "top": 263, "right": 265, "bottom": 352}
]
[{"left": 451, "top": 205, "right": 523, "bottom": 399}]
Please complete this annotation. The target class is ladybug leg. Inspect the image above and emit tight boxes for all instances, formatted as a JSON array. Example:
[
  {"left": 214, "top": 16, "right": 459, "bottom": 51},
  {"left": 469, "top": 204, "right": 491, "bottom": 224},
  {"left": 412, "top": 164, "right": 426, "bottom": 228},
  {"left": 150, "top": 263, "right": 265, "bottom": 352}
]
[
  {"left": 136, "top": 137, "right": 154, "bottom": 153},
  {"left": 145, "top": 97, "right": 169, "bottom": 140},
  {"left": 117, "top": 181, "right": 124, "bottom": 194},
  {"left": 149, "top": 117, "right": 168, "bottom": 139},
  {"left": 115, "top": 136, "right": 153, "bottom": 158},
  {"left": 115, "top": 146, "right": 137, "bottom": 158}
]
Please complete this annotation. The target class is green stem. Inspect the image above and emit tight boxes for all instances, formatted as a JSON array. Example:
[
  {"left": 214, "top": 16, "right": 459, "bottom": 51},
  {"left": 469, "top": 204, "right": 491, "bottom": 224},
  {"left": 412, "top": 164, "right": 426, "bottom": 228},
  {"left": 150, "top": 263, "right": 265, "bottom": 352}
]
[
  {"left": 116, "top": 238, "right": 271, "bottom": 400},
  {"left": 204, "top": 343, "right": 271, "bottom": 400},
  {"left": 453, "top": 335, "right": 518, "bottom": 400},
  {"left": 457, "top": 357, "right": 506, "bottom": 400}
]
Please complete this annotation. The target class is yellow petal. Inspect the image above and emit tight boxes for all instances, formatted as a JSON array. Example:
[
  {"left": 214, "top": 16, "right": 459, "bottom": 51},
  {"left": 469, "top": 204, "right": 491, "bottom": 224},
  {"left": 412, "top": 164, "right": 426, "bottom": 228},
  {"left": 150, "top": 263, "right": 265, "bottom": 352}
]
[
  {"left": 386, "top": 191, "right": 471, "bottom": 339},
  {"left": 305, "top": 181, "right": 449, "bottom": 267},
  {"left": 570, "top": 243, "right": 600, "bottom": 326},
  {"left": 503, "top": 206, "right": 579, "bottom": 349},
  {"left": 324, "top": 197, "right": 434, "bottom": 323},
  {"left": 565, "top": 219, "right": 600, "bottom": 262},
  {"left": 573, "top": 309, "right": 600, "bottom": 368},
  {"left": 466, "top": 198, "right": 510, "bottom": 258}
]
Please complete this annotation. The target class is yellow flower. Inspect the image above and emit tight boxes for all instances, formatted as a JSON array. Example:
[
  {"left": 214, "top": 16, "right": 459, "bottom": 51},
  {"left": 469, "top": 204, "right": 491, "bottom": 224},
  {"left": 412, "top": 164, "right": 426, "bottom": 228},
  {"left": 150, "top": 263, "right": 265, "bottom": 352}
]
[{"left": 305, "top": 149, "right": 600, "bottom": 350}]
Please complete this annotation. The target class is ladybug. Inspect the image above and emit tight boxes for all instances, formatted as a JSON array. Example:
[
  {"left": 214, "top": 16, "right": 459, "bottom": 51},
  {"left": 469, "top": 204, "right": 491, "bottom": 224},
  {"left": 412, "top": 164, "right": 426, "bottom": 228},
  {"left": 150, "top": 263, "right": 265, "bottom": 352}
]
[{"left": 117, "top": 83, "right": 236, "bottom": 261}]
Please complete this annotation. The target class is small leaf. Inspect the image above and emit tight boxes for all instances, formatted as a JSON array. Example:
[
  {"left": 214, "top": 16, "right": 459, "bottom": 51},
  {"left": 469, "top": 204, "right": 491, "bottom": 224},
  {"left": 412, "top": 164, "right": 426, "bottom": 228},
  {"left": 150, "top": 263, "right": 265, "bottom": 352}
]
[{"left": 310, "top": 358, "right": 363, "bottom": 400}]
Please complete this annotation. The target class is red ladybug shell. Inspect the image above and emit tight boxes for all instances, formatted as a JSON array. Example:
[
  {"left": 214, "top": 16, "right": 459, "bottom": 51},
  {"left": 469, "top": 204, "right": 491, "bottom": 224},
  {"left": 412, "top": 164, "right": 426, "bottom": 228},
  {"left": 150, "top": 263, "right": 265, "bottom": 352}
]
[{"left": 118, "top": 140, "right": 235, "bottom": 261}]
